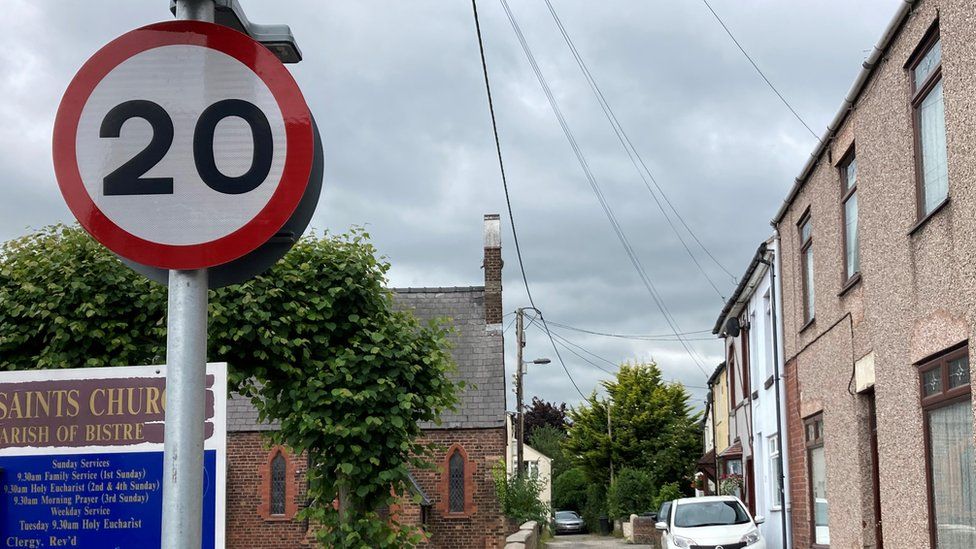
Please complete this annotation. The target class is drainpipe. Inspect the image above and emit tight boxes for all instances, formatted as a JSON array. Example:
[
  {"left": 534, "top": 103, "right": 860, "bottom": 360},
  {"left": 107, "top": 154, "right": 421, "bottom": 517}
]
[{"left": 762, "top": 231, "right": 789, "bottom": 548}]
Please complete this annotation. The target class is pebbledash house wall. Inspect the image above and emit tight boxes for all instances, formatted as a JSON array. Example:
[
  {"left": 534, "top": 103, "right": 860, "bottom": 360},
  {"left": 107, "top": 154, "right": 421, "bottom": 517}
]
[
  {"left": 773, "top": 1, "right": 976, "bottom": 547},
  {"left": 224, "top": 216, "right": 510, "bottom": 548}
]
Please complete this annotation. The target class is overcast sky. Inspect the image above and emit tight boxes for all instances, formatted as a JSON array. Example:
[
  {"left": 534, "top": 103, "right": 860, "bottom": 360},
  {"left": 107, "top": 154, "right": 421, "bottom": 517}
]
[{"left": 1, "top": 0, "right": 899, "bottom": 410}]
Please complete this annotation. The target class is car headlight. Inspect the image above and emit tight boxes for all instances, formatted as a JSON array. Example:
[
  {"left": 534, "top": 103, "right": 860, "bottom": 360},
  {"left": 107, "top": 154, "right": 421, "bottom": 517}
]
[
  {"left": 740, "top": 528, "right": 762, "bottom": 545},
  {"left": 672, "top": 535, "right": 695, "bottom": 548}
]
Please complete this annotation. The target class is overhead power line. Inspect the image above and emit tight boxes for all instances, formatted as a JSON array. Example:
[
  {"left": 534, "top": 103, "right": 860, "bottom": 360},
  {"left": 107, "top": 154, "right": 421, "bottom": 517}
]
[
  {"left": 542, "top": 0, "right": 736, "bottom": 293},
  {"left": 498, "top": 0, "right": 710, "bottom": 377},
  {"left": 545, "top": 319, "right": 713, "bottom": 341},
  {"left": 526, "top": 318, "right": 711, "bottom": 390},
  {"left": 700, "top": 0, "right": 821, "bottom": 142},
  {"left": 470, "top": 0, "right": 587, "bottom": 400}
]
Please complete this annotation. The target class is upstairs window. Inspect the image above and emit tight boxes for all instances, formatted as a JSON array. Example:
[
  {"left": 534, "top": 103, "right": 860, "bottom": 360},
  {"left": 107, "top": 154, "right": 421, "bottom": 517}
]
[
  {"left": 909, "top": 24, "right": 948, "bottom": 218},
  {"left": 798, "top": 213, "right": 815, "bottom": 324},
  {"left": 448, "top": 450, "right": 465, "bottom": 513},
  {"left": 840, "top": 150, "right": 859, "bottom": 281}
]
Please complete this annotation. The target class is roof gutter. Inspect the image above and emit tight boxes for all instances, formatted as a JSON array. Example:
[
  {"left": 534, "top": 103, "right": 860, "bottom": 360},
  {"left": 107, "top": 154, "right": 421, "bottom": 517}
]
[
  {"left": 712, "top": 242, "right": 769, "bottom": 335},
  {"left": 772, "top": 0, "right": 916, "bottom": 225}
]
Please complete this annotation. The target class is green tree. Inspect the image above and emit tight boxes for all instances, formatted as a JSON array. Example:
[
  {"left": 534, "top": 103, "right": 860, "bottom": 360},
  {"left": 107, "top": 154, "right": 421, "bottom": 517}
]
[
  {"left": 607, "top": 468, "right": 655, "bottom": 520},
  {"left": 551, "top": 467, "right": 588, "bottom": 512},
  {"left": 0, "top": 225, "right": 462, "bottom": 548},
  {"left": 581, "top": 483, "right": 607, "bottom": 533},
  {"left": 564, "top": 396, "right": 613, "bottom": 485},
  {"left": 652, "top": 481, "right": 683, "bottom": 512},
  {"left": 492, "top": 462, "right": 550, "bottom": 526},
  {"left": 564, "top": 363, "right": 701, "bottom": 495},
  {"left": 605, "top": 363, "right": 701, "bottom": 489},
  {"left": 528, "top": 424, "right": 568, "bottom": 479},
  {"left": 524, "top": 397, "right": 568, "bottom": 438}
]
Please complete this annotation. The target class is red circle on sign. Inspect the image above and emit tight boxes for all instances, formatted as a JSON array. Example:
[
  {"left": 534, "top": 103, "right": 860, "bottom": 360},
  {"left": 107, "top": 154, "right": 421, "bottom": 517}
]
[{"left": 53, "top": 21, "right": 314, "bottom": 270}]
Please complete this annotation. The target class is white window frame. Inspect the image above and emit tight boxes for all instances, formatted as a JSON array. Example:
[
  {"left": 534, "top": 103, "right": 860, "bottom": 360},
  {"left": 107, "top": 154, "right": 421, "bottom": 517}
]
[{"left": 768, "top": 434, "right": 782, "bottom": 511}]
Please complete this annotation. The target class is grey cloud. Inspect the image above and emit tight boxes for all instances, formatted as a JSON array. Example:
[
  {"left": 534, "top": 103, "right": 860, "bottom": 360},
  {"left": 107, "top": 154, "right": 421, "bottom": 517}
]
[{"left": 0, "top": 0, "right": 900, "bottom": 409}]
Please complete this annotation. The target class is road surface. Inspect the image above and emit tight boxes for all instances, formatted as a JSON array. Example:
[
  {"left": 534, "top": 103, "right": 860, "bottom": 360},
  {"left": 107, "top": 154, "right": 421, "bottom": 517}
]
[{"left": 546, "top": 534, "right": 654, "bottom": 548}]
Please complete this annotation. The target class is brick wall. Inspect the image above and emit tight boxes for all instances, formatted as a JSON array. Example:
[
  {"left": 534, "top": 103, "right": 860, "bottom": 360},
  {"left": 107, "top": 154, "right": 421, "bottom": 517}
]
[
  {"left": 226, "top": 432, "right": 315, "bottom": 548},
  {"left": 226, "top": 427, "right": 508, "bottom": 548},
  {"left": 408, "top": 427, "right": 510, "bottom": 549},
  {"left": 631, "top": 516, "right": 660, "bottom": 546},
  {"left": 784, "top": 359, "right": 810, "bottom": 549}
]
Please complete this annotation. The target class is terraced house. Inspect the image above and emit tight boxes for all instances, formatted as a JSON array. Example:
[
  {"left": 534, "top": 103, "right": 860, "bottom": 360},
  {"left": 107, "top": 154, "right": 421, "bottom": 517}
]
[{"left": 773, "top": 0, "right": 976, "bottom": 547}]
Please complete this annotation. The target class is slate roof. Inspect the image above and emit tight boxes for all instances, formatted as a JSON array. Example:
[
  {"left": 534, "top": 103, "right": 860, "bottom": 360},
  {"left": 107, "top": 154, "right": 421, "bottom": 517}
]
[{"left": 228, "top": 286, "right": 506, "bottom": 432}]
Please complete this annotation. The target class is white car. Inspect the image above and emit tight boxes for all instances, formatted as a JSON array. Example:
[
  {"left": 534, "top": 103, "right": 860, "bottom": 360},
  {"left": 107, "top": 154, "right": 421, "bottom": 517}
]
[{"left": 655, "top": 495, "right": 765, "bottom": 548}]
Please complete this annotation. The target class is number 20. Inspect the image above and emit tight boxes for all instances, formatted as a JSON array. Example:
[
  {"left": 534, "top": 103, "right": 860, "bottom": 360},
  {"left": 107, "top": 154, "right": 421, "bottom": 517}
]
[{"left": 99, "top": 99, "right": 273, "bottom": 196}]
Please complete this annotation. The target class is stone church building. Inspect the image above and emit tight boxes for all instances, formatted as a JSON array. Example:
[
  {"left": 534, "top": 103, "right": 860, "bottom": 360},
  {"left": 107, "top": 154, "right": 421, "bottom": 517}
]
[{"left": 223, "top": 215, "right": 510, "bottom": 548}]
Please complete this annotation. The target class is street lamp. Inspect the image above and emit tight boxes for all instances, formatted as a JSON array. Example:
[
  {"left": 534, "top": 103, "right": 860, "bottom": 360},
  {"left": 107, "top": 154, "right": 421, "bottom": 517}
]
[{"left": 515, "top": 354, "right": 552, "bottom": 476}]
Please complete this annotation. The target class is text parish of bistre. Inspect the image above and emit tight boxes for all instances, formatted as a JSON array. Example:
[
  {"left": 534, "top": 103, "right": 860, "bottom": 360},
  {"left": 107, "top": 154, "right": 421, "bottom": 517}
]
[{"left": 0, "top": 364, "right": 227, "bottom": 548}]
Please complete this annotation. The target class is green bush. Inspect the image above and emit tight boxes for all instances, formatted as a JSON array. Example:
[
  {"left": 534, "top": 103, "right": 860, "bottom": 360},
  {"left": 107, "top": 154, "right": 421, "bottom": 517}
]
[
  {"left": 652, "top": 481, "right": 684, "bottom": 511},
  {"left": 552, "top": 467, "right": 588, "bottom": 512},
  {"left": 607, "top": 468, "right": 655, "bottom": 520},
  {"left": 581, "top": 483, "right": 607, "bottom": 533},
  {"left": 492, "top": 462, "right": 550, "bottom": 526}
]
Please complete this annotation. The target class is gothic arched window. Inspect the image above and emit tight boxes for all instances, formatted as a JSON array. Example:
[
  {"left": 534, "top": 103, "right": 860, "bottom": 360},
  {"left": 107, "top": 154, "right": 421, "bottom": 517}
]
[
  {"left": 270, "top": 451, "right": 287, "bottom": 516},
  {"left": 448, "top": 450, "right": 465, "bottom": 513}
]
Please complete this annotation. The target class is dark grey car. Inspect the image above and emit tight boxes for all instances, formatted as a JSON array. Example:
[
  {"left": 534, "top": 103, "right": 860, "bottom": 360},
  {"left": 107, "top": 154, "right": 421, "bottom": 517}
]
[{"left": 553, "top": 510, "right": 586, "bottom": 534}]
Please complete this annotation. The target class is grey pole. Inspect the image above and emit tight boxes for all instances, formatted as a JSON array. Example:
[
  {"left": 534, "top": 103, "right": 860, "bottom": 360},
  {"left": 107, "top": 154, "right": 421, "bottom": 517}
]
[
  {"left": 515, "top": 308, "right": 524, "bottom": 477},
  {"left": 162, "top": 4, "right": 213, "bottom": 548},
  {"left": 162, "top": 269, "right": 208, "bottom": 549}
]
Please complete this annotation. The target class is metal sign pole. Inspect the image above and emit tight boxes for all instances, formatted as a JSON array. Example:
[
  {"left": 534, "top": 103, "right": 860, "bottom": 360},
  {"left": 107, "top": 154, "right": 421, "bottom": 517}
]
[{"left": 161, "top": 4, "right": 213, "bottom": 548}]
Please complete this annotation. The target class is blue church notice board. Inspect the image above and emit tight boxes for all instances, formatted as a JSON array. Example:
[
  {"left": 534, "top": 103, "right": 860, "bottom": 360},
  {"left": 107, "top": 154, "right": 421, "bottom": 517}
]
[{"left": 0, "top": 364, "right": 227, "bottom": 548}]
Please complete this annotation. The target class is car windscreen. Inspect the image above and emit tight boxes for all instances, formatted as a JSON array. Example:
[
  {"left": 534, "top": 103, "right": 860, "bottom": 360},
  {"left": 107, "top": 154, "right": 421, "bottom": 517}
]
[
  {"left": 555, "top": 512, "right": 579, "bottom": 520},
  {"left": 673, "top": 500, "right": 751, "bottom": 528}
]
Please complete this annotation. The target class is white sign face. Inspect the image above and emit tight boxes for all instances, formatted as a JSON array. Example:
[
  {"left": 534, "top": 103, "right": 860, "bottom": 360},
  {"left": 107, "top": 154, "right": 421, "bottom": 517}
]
[
  {"left": 75, "top": 45, "right": 286, "bottom": 246},
  {"left": 54, "top": 21, "right": 313, "bottom": 270}
]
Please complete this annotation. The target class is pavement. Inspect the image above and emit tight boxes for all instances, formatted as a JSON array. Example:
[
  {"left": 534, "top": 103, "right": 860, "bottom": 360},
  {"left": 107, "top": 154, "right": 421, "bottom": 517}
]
[{"left": 545, "top": 534, "right": 654, "bottom": 548}]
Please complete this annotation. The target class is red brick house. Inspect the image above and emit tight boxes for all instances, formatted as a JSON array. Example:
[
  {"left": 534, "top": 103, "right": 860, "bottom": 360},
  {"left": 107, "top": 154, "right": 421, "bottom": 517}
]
[{"left": 223, "top": 215, "right": 509, "bottom": 548}]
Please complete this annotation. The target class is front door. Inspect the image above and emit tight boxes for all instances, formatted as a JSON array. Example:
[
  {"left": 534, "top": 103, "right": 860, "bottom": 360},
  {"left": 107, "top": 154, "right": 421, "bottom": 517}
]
[{"left": 868, "top": 390, "right": 884, "bottom": 548}]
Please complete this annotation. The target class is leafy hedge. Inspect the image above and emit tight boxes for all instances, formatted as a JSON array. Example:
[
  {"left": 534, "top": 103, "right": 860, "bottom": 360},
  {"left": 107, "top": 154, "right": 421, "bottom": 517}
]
[{"left": 607, "top": 467, "right": 656, "bottom": 520}]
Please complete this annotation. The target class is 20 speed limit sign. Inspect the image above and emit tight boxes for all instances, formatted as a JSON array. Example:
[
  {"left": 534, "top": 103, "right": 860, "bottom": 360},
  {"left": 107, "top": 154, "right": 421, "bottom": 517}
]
[{"left": 53, "top": 21, "right": 314, "bottom": 270}]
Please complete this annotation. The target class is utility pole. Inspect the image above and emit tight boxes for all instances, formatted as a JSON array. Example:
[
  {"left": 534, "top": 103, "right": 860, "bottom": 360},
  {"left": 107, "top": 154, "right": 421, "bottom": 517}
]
[
  {"left": 607, "top": 400, "right": 614, "bottom": 484},
  {"left": 514, "top": 307, "right": 550, "bottom": 477},
  {"left": 515, "top": 308, "right": 525, "bottom": 476}
]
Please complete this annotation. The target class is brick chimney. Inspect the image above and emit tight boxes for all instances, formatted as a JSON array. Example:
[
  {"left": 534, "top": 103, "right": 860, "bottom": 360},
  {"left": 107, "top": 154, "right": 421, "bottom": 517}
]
[{"left": 483, "top": 214, "right": 503, "bottom": 327}]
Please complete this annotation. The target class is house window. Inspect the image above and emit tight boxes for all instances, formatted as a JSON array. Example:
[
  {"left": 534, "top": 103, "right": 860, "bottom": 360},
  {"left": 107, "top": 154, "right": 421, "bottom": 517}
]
[
  {"left": 724, "top": 458, "right": 743, "bottom": 500},
  {"left": 806, "top": 414, "right": 829, "bottom": 545},
  {"left": 448, "top": 450, "right": 465, "bottom": 513},
  {"left": 918, "top": 345, "right": 976, "bottom": 548},
  {"left": 259, "top": 446, "right": 295, "bottom": 521},
  {"left": 909, "top": 24, "right": 948, "bottom": 218},
  {"left": 769, "top": 435, "right": 783, "bottom": 509},
  {"left": 840, "top": 150, "right": 859, "bottom": 281},
  {"left": 799, "top": 213, "right": 815, "bottom": 323},
  {"left": 729, "top": 356, "right": 738, "bottom": 407},
  {"left": 270, "top": 451, "right": 287, "bottom": 516}
]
